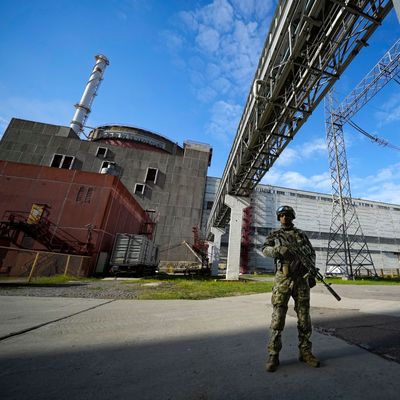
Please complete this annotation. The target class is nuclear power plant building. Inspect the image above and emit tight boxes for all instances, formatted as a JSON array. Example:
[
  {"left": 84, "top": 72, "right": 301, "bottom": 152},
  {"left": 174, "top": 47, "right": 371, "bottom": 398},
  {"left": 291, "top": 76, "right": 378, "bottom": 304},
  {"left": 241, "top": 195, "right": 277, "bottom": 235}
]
[{"left": 0, "top": 118, "right": 211, "bottom": 272}]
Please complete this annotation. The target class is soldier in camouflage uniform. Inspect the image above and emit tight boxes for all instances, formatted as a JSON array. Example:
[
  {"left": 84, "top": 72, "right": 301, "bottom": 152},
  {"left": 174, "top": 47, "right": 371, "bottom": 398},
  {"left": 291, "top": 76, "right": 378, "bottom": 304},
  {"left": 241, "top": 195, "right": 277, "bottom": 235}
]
[{"left": 262, "top": 205, "right": 320, "bottom": 372}]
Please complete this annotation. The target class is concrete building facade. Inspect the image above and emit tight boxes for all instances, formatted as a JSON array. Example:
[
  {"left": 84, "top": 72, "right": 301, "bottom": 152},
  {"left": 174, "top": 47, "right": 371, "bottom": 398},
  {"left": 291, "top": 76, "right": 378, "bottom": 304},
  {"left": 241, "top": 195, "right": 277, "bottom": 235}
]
[
  {"left": 203, "top": 177, "right": 400, "bottom": 274},
  {"left": 0, "top": 118, "right": 212, "bottom": 264}
]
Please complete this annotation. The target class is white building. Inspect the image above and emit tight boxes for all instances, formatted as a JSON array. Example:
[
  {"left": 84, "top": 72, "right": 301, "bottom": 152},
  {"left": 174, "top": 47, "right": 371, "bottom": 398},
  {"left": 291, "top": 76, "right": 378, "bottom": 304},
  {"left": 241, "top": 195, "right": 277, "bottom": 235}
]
[{"left": 203, "top": 177, "right": 400, "bottom": 274}]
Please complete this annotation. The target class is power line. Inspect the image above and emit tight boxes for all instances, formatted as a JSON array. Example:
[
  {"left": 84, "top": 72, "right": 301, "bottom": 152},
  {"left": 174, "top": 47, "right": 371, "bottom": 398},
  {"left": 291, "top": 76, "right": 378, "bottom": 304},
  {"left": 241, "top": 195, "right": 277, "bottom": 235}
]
[{"left": 348, "top": 119, "right": 400, "bottom": 151}]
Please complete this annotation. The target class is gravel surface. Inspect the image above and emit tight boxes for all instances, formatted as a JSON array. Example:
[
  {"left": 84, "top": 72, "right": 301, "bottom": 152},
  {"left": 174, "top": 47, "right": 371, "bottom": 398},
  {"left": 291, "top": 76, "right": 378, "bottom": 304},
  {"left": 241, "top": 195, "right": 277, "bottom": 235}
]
[{"left": 0, "top": 280, "right": 143, "bottom": 300}]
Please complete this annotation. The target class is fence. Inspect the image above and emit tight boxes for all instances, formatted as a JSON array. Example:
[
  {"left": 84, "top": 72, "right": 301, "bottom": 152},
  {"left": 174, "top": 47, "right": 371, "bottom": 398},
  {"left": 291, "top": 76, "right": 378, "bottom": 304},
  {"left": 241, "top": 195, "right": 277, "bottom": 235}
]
[
  {"left": 377, "top": 268, "right": 400, "bottom": 279},
  {"left": 0, "top": 246, "right": 92, "bottom": 281}
]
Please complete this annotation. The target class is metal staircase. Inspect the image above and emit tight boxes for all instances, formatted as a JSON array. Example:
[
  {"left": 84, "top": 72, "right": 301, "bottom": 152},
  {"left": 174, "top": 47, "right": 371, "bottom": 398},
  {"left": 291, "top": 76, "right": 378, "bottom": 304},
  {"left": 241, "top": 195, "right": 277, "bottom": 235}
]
[{"left": 0, "top": 211, "right": 89, "bottom": 255}]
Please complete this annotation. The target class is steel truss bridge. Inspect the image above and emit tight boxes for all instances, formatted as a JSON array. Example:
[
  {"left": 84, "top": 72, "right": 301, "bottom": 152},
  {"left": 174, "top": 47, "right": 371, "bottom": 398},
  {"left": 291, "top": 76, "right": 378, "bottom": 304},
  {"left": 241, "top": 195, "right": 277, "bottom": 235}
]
[{"left": 206, "top": 0, "right": 393, "bottom": 236}]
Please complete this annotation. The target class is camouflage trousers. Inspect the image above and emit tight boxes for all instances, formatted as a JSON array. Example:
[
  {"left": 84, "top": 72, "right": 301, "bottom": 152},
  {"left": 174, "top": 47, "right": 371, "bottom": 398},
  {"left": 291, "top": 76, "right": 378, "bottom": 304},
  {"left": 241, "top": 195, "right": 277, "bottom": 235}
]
[{"left": 268, "top": 271, "right": 312, "bottom": 355}]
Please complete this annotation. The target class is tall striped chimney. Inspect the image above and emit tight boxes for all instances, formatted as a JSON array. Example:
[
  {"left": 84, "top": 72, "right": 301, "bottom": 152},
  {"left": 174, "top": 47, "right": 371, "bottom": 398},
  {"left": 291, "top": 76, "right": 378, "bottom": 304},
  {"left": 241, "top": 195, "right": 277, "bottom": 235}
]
[{"left": 70, "top": 54, "right": 109, "bottom": 135}]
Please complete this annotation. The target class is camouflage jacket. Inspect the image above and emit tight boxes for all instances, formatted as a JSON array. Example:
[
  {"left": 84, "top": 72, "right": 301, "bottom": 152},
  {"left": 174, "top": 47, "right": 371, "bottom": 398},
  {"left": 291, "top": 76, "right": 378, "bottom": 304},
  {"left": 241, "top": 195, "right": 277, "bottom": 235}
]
[{"left": 262, "top": 225, "right": 315, "bottom": 277}]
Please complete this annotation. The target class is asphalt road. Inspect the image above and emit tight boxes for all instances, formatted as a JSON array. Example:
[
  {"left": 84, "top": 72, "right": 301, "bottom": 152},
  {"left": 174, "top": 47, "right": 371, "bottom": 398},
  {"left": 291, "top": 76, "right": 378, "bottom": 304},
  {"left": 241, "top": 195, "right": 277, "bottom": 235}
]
[{"left": 0, "top": 284, "right": 399, "bottom": 400}]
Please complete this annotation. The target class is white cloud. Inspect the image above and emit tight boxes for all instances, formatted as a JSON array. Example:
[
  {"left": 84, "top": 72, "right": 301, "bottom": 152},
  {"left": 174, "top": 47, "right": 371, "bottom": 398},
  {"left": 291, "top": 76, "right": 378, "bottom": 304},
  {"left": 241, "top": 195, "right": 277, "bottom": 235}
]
[
  {"left": 274, "top": 137, "right": 327, "bottom": 167},
  {"left": 261, "top": 169, "right": 332, "bottom": 192},
  {"left": 374, "top": 93, "right": 400, "bottom": 126},
  {"left": 367, "top": 182, "right": 400, "bottom": 204},
  {"left": 195, "top": 0, "right": 234, "bottom": 33},
  {"left": 353, "top": 163, "right": 400, "bottom": 186},
  {"left": 197, "top": 86, "right": 218, "bottom": 103},
  {"left": 260, "top": 157, "right": 400, "bottom": 205},
  {"left": 168, "top": 0, "right": 274, "bottom": 126},
  {"left": 206, "top": 100, "right": 242, "bottom": 142},
  {"left": 263, "top": 157, "right": 400, "bottom": 204},
  {"left": 162, "top": 30, "right": 185, "bottom": 52},
  {"left": 196, "top": 25, "right": 220, "bottom": 53},
  {"left": 0, "top": 97, "right": 72, "bottom": 135},
  {"left": 179, "top": 10, "right": 200, "bottom": 31},
  {"left": 163, "top": 1, "right": 275, "bottom": 145},
  {"left": 301, "top": 137, "right": 326, "bottom": 157},
  {"left": 274, "top": 147, "right": 299, "bottom": 167},
  {"left": 230, "top": 0, "right": 272, "bottom": 19},
  {"left": 352, "top": 162, "right": 400, "bottom": 204}
]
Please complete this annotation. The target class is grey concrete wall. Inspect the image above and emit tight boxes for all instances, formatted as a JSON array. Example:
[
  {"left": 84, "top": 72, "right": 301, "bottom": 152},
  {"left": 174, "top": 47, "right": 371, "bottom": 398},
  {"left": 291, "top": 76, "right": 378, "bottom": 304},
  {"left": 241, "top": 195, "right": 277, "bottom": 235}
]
[{"left": 0, "top": 119, "right": 211, "bottom": 262}]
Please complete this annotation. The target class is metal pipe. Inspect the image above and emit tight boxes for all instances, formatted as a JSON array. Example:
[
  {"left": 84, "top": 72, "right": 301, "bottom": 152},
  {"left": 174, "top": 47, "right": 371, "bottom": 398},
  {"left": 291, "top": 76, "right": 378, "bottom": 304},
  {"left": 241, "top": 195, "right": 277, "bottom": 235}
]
[{"left": 70, "top": 54, "right": 109, "bottom": 135}]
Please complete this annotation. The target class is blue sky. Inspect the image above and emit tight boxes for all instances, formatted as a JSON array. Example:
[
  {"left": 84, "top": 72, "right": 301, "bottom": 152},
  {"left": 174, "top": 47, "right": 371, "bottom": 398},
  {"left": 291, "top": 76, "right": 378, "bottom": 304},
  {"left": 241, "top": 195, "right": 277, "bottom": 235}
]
[{"left": 1, "top": 0, "right": 400, "bottom": 204}]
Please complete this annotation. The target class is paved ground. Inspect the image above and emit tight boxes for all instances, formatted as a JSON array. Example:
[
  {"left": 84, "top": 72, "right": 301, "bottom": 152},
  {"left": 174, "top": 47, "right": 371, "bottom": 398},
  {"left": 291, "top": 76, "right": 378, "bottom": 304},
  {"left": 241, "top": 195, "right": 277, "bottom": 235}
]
[
  {"left": 0, "top": 285, "right": 399, "bottom": 400},
  {"left": 0, "top": 279, "right": 144, "bottom": 299},
  {"left": 309, "top": 285, "right": 400, "bottom": 363}
]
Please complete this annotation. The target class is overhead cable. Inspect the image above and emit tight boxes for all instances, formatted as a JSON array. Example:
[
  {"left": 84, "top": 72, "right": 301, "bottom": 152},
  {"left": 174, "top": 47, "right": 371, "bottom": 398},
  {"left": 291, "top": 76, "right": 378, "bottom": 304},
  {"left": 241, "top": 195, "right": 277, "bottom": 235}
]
[{"left": 348, "top": 119, "right": 400, "bottom": 151}]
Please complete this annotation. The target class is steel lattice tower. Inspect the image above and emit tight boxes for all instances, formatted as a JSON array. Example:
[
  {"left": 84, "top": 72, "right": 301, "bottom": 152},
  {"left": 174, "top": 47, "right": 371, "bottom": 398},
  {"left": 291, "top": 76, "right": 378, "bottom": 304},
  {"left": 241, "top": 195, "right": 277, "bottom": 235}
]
[
  {"left": 325, "top": 37, "right": 400, "bottom": 278},
  {"left": 325, "top": 92, "right": 375, "bottom": 278}
]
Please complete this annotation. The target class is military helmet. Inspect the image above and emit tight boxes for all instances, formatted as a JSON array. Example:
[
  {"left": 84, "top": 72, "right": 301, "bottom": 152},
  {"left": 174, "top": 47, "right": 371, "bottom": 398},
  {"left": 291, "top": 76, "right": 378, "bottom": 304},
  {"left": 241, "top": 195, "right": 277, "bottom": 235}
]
[{"left": 276, "top": 205, "right": 296, "bottom": 221}]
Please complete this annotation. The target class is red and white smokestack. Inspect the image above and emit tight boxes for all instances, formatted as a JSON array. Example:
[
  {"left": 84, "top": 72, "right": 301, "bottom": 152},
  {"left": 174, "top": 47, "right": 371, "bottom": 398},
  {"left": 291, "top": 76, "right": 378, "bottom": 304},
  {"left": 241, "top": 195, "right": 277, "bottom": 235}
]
[{"left": 70, "top": 54, "right": 109, "bottom": 135}]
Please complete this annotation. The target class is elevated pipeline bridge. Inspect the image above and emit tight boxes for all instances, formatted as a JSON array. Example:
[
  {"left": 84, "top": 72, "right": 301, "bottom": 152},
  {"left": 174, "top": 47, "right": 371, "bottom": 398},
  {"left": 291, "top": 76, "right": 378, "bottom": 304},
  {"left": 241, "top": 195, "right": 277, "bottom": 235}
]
[{"left": 206, "top": 0, "right": 393, "bottom": 237}]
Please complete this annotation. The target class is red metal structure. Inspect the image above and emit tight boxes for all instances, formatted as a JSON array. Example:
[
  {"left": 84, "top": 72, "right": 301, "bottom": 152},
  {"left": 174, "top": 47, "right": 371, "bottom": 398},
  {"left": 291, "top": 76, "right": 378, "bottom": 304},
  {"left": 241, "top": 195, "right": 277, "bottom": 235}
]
[
  {"left": 0, "top": 160, "right": 151, "bottom": 275},
  {"left": 240, "top": 205, "right": 252, "bottom": 274},
  {"left": 192, "top": 226, "right": 209, "bottom": 268},
  {"left": 0, "top": 210, "right": 89, "bottom": 255}
]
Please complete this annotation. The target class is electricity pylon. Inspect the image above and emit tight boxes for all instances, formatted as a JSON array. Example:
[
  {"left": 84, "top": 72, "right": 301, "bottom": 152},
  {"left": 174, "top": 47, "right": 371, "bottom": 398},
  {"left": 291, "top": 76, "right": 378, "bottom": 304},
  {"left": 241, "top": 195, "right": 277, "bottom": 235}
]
[{"left": 325, "top": 38, "right": 400, "bottom": 278}]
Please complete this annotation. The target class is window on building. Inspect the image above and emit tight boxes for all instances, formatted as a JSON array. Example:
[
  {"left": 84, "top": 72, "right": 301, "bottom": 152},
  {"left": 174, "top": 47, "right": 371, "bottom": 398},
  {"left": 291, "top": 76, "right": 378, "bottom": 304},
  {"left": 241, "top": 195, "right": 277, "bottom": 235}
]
[
  {"left": 85, "top": 188, "right": 94, "bottom": 203},
  {"left": 100, "top": 161, "right": 115, "bottom": 173},
  {"left": 134, "top": 183, "right": 146, "bottom": 195},
  {"left": 96, "top": 147, "right": 108, "bottom": 158},
  {"left": 206, "top": 201, "right": 214, "bottom": 210},
  {"left": 50, "top": 154, "right": 75, "bottom": 169},
  {"left": 298, "top": 193, "right": 316, "bottom": 200},
  {"left": 145, "top": 167, "right": 158, "bottom": 184},
  {"left": 76, "top": 187, "right": 85, "bottom": 202},
  {"left": 76, "top": 186, "right": 94, "bottom": 203}
]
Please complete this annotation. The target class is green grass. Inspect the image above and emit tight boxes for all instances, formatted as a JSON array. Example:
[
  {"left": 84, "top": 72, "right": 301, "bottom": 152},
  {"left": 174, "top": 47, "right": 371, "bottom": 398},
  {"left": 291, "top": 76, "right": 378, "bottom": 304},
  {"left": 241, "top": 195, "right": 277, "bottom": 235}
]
[
  {"left": 248, "top": 273, "right": 275, "bottom": 278},
  {"left": 323, "top": 277, "right": 400, "bottom": 285},
  {"left": 123, "top": 276, "right": 274, "bottom": 300}
]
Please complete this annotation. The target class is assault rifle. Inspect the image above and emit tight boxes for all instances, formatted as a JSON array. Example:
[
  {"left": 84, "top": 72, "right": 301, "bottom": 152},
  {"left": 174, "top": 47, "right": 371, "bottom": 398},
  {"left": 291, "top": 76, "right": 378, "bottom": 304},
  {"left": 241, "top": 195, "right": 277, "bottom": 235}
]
[{"left": 279, "top": 235, "right": 341, "bottom": 302}]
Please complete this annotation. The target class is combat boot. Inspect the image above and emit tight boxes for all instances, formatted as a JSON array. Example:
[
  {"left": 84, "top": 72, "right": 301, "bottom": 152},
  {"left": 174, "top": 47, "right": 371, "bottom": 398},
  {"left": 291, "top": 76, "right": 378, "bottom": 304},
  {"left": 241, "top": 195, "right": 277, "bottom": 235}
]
[
  {"left": 265, "top": 354, "right": 280, "bottom": 372},
  {"left": 299, "top": 351, "right": 320, "bottom": 368}
]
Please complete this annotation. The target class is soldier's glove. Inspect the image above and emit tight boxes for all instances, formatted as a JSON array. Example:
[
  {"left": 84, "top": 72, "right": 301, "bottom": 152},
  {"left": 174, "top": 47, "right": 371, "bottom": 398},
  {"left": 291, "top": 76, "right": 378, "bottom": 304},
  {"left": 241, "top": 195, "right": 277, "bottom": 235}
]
[
  {"left": 308, "top": 275, "right": 317, "bottom": 288},
  {"left": 277, "top": 245, "right": 296, "bottom": 261},
  {"left": 278, "top": 246, "right": 290, "bottom": 257}
]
